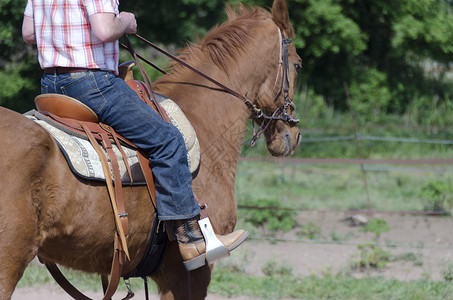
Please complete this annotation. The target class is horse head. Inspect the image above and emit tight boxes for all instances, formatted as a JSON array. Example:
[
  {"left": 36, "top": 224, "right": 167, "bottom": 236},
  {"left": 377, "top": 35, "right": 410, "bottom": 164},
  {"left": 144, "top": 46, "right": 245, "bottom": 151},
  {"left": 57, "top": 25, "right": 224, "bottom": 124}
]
[
  {"left": 251, "top": 0, "right": 302, "bottom": 157},
  {"left": 156, "top": 0, "right": 301, "bottom": 159}
]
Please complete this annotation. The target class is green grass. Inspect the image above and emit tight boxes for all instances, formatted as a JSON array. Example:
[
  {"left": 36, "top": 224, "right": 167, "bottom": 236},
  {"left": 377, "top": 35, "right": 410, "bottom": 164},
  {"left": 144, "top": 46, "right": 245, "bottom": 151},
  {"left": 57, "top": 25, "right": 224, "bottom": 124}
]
[
  {"left": 17, "top": 262, "right": 453, "bottom": 300},
  {"left": 209, "top": 268, "right": 453, "bottom": 300},
  {"left": 17, "top": 261, "right": 157, "bottom": 293},
  {"left": 235, "top": 160, "right": 453, "bottom": 212}
]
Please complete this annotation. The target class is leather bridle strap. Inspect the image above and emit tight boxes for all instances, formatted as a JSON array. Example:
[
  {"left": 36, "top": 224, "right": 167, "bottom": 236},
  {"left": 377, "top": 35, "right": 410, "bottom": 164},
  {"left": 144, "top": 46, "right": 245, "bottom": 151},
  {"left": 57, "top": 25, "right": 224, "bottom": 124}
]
[
  {"left": 124, "top": 32, "right": 299, "bottom": 127},
  {"left": 122, "top": 34, "right": 170, "bottom": 123},
  {"left": 128, "top": 34, "right": 262, "bottom": 116}
]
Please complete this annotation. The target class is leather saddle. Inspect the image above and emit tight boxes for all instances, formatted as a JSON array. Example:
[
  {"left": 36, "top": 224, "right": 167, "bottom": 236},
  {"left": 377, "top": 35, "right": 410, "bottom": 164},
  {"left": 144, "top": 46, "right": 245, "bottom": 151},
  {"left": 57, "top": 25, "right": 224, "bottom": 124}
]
[{"left": 32, "top": 61, "right": 169, "bottom": 212}]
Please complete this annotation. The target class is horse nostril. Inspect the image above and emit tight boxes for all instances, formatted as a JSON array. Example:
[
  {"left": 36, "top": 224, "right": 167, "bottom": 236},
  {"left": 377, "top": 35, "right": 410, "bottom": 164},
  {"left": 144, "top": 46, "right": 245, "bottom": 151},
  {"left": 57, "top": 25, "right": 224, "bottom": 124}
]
[
  {"left": 285, "top": 131, "right": 292, "bottom": 145},
  {"left": 296, "top": 132, "right": 301, "bottom": 145}
]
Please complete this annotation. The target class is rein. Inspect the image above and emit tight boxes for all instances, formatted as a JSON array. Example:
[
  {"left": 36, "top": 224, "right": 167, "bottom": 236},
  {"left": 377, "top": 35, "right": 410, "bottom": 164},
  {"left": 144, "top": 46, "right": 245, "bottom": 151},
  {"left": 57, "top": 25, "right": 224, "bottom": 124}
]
[{"left": 121, "top": 26, "right": 299, "bottom": 144}]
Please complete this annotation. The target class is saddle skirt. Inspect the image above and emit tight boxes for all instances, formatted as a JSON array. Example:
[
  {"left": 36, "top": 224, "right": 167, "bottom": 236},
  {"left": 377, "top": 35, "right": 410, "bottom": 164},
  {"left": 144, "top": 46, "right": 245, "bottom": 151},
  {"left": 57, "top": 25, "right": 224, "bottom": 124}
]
[{"left": 25, "top": 93, "right": 201, "bottom": 184}]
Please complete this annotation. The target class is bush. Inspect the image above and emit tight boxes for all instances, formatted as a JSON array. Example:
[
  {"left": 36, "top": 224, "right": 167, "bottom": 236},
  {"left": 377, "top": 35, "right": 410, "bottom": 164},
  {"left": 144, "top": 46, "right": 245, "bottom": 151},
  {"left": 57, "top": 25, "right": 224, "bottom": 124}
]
[
  {"left": 297, "top": 222, "right": 322, "bottom": 240},
  {"left": 421, "top": 180, "right": 453, "bottom": 214},
  {"left": 360, "top": 218, "right": 390, "bottom": 242},
  {"left": 240, "top": 198, "right": 297, "bottom": 236},
  {"left": 350, "top": 243, "right": 392, "bottom": 270},
  {"left": 441, "top": 260, "right": 453, "bottom": 282},
  {"left": 261, "top": 259, "right": 293, "bottom": 277}
]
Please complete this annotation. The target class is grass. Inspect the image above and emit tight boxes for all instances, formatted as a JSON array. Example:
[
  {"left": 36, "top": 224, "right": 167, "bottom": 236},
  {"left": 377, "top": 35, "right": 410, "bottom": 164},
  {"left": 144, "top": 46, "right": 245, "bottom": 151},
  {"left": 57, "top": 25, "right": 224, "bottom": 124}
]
[
  {"left": 14, "top": 164, "right": 453, "bottom": 298},
  {"left": 235, "top": 160, "right": 453, "bottom": 212},
  {"left": 17, "top": 261, "right": 158, "bottom": 293},
  {"left": 210, "top": 268, "right": 453, "bottom": 300},
  {"left": 17, "top": 262, "right": 453, "bottom": 300}
]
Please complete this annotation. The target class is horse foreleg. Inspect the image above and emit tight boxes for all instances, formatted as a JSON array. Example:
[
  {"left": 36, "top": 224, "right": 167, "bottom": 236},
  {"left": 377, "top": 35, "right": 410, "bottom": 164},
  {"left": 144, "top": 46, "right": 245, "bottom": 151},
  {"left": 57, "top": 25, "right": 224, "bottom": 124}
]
[
  {"left": 0, "top": 110, "right": 53, "bottom": 299},
  {"left": 152, "top": 242, "right": 211, "bottom": 300},
  {"left": 0, "top": 191, "right": 40, "bottom": 299}
]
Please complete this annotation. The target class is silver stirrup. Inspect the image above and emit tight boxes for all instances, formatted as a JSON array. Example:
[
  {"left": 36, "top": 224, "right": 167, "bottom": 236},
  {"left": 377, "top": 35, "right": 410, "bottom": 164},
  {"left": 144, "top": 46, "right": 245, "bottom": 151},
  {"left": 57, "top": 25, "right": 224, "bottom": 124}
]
[{"left": 198, "top": 218, "right": 230, "bottom": 264}]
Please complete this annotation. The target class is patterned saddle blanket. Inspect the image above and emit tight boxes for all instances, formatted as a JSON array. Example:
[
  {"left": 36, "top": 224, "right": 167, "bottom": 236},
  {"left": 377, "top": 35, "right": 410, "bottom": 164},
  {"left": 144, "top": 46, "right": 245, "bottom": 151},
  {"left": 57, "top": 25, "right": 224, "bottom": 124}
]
[{"left": 25, "top": 94, "right": 200, "bottom": 185}]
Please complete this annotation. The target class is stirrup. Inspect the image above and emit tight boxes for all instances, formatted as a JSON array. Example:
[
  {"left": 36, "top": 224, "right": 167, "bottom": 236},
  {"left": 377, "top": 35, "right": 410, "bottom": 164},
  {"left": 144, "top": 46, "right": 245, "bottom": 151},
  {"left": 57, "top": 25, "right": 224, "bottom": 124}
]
[{"left": 198, "top": 218, "right": 230, "bottom": 264}]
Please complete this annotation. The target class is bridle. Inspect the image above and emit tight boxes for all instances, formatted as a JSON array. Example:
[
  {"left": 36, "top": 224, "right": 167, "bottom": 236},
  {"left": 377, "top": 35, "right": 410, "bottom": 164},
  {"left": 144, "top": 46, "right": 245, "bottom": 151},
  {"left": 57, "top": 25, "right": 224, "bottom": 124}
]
[
  {"left": 122, "top": 25, "right": 299, "bottom": 144},
  {"left": 249, "top": 27, "right": 299, "bottom": 145}
]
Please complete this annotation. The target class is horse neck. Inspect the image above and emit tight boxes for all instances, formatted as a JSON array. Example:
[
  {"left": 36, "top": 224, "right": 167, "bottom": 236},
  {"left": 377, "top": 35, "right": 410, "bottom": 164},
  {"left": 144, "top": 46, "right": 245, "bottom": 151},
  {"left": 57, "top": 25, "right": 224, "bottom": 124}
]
[
  {"left": 155, "top": 23, "right": 280, "bottom": 162},
  {"left": 156, "top": 68, "right": 251, "bottom": 169},
  {"left": 154, "top": 21, "right": 280, "bottom": 194}
]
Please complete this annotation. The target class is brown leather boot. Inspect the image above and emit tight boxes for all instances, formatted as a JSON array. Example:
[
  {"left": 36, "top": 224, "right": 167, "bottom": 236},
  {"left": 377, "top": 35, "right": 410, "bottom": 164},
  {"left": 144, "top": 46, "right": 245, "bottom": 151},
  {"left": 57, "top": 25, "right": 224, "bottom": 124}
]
[{"left": 173, "top": 218, "right": 249, "bottom": 271}]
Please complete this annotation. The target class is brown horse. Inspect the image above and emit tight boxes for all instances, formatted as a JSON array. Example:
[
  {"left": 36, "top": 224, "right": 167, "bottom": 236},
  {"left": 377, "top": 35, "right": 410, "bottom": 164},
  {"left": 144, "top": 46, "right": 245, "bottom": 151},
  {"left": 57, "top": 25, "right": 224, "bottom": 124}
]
[{"left": 0, "top": 0, "right": 301, "bottom": 299}]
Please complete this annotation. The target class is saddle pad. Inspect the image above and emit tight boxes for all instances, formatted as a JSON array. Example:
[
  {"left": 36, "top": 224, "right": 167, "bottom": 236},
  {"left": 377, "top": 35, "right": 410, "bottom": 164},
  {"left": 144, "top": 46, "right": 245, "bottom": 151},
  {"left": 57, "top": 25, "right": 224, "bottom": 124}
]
[
  {"left": 26, "top": 111, "right": 144, "bottom": 184},
  {"left": 156, "top": 94, "right": 201, "bottom": 176},
  {"left": 24, "top": 95, "right": 201, "bottom": 184}
]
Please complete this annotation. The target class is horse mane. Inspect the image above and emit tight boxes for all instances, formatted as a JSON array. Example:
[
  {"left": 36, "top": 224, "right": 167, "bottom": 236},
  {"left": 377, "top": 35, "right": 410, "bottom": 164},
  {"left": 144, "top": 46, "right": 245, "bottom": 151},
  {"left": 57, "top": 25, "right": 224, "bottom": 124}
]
[{"left": 167, "top": 4, "right": 273, "bottom": 74}]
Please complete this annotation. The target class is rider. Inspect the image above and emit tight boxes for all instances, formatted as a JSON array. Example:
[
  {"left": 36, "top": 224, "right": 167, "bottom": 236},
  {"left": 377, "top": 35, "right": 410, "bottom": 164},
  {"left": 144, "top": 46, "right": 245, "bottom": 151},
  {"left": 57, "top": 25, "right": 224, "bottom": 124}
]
[{"left": 22, "top": 0, "right": 248, "bottom": 271}]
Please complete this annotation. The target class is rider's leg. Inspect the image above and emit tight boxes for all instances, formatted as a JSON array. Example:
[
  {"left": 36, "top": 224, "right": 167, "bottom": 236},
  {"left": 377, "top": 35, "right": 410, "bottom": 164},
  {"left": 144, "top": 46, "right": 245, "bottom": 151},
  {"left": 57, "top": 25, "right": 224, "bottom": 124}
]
[{"left": 41, "top": 70, "right": 248, "bottom": 270}]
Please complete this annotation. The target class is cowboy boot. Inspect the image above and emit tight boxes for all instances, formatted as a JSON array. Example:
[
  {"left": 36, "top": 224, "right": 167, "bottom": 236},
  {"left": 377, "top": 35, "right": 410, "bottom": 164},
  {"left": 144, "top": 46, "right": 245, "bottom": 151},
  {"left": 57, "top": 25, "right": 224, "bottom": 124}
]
[{"left": 173, "top": 218, "right": 248, "bottom": 271}]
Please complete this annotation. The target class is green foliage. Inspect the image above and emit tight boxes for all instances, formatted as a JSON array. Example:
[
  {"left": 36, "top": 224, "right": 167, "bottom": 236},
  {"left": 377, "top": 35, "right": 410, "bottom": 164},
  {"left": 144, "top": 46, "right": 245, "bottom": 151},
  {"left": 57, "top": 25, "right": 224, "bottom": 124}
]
[
  {"left": 347, "top": 67, "right": 392, "bottom": 122},
  {"left": 240, "top": 198, "right": 297, "bottom": 236},
  {"left": 210, "top": 267, "right": 453, "bottom": 299},
  {"left": 0, "top": 0, "right": 41, "bottom": 112},
  {"left": 261, "top": 259, "right": 293, "bottom": 277},
  {"left": 421, "top": 180, "right": 453, "bottom": 213},
  {"left": 351, "top": 219, "right": 392, "bottom": 270},
  {"left": 0, "top": 58, "right": 41, "bottom": 112},
  {"left": 0, "top": 0, "right": 28, "bottom": 58},
  {"left": 351, "top": 243, "right": 392, "bottom": 270},
  {"left": 330, "top": 231, "right": 354, "bottom": 242},
  {"left": 297, "top": 222, "right": 322, "bottom": 240},
  {"left": 392, "top": 252, "right": 424, "bottom": 267},
  {"left": 3, "top": 0, "right": 453, "bottom": 120},
  {"left": 120, "top": 0, "right": 226, "bottom": 44},
  {"left": 360, "top": 218, "right": 390, "bottom": 241},
  {"left": 17, "top": 260, "right": 453, "bottom": 299},
  {"left": 440, "top": 260, "right": 453, "bottom": 282}
]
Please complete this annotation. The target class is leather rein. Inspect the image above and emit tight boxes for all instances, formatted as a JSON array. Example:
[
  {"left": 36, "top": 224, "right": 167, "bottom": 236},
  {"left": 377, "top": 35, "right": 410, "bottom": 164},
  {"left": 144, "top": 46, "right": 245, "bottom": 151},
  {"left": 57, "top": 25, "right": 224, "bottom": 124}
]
[{"left": 121, "top": 26, "right": 299, "bottom": 144}]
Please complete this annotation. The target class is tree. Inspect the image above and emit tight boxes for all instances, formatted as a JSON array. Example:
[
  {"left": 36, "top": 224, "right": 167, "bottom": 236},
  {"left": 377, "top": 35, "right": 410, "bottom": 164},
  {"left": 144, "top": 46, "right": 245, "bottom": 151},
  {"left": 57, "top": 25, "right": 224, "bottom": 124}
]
[
  {"left": 2, "top": 0, "right": 453, "bottom": 115},
  {"left": 120, "top": 0, "right": 228, "bottom": 44},
  {"left": 0, "top": 0, "right": 41, "bottom": 112}
]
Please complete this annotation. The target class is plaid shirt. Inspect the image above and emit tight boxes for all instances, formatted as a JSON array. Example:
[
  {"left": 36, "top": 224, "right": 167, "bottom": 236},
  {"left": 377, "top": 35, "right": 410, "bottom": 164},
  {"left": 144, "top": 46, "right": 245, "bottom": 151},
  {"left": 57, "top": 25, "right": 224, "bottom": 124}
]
[{"left": 24, "top": 0, "right": 120, "bottom": 75}]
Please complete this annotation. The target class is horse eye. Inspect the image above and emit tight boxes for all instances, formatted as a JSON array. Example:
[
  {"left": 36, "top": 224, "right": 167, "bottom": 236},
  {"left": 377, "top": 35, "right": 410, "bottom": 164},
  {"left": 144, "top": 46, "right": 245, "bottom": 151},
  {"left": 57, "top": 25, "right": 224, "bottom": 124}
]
[{"left": 294, "top": 62, "right": 302, "bottom": 73}]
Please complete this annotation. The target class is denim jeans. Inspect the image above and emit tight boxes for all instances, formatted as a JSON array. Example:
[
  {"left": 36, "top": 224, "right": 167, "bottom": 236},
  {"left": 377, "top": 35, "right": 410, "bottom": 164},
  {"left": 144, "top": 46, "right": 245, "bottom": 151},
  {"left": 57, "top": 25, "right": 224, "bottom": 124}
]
[{"left": 41, "top": 70, "right": 200, "bottom": 221}]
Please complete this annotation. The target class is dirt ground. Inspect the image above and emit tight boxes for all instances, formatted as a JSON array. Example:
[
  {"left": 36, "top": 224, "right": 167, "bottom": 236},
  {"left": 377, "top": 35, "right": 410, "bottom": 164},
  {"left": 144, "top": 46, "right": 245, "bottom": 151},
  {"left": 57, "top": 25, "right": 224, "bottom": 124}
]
[{"left": 12, "top": 211, "right": 453, "bottom": 299}]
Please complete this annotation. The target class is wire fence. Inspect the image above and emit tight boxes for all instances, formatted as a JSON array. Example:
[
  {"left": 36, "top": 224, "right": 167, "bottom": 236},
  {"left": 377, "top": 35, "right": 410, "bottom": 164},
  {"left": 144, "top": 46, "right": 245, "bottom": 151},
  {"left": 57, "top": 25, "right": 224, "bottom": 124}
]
[
  {"left": 301, "top": 134, "right": 453, "bottom": 145},
  {"left": 236, "top": 119, "right": 453, "bottom": 249},
  {"left": 247, "top": 235, "right": 453, "bottom": 249},
  {"left": 239, "top": 156, "right": 453, "bottom": 165}
]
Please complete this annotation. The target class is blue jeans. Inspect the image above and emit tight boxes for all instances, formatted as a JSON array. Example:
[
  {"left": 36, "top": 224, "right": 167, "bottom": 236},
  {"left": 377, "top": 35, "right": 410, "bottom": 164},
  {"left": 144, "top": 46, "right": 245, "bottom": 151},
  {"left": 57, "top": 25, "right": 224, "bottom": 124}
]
[{"left": 41, "top": 70, "right": 200, "bottom": 221}]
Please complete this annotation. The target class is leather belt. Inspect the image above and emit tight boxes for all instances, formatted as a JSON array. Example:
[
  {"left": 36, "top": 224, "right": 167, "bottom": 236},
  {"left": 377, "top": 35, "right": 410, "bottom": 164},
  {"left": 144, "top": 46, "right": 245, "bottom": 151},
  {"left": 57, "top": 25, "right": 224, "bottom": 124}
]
[{"left": 44, "top": 67, "right": 101, "bottom": 74}]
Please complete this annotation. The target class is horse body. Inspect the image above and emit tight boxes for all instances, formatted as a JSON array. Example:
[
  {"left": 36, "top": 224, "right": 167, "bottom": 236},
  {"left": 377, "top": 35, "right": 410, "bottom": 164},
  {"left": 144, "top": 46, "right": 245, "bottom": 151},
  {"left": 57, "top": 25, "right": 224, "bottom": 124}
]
[
  {"left": 0, "top": 1, "right": 301, "bottom": 299},
  {"left": 0, "top": 108, "right": 153, "bottom": 275}
]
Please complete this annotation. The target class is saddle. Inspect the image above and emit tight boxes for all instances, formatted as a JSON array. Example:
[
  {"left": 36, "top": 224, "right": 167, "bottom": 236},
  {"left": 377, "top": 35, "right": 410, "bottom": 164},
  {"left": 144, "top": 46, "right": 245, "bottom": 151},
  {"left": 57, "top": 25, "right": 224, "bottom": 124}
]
[{"left": 31, "top": 62, "right": 194, "bottom": 300}]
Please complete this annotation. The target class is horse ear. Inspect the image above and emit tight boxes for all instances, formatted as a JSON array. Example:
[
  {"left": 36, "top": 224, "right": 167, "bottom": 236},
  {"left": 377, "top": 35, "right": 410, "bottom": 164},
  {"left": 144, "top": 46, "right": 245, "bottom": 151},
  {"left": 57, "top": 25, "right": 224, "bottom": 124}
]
[{"left": 272, "top": 0, "right": 294, "bottom": 38}]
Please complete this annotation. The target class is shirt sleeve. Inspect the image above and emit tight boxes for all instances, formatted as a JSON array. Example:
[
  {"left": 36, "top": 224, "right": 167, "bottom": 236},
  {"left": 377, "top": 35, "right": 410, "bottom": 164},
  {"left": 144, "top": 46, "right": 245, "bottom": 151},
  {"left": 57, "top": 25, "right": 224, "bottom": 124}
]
[
  {"left": 24, "top": 0, "right": 33, "bottom": 17},
  {"left": 84, "top": 0, "right": 118, "bottom": 16}
]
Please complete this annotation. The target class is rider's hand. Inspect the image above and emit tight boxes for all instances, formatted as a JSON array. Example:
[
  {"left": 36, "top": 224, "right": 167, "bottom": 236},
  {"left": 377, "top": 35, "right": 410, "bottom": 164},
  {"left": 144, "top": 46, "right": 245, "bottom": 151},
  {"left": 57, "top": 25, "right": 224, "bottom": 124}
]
[{"left": 118, "top": 12, "right": 137, "bottom": 34}]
